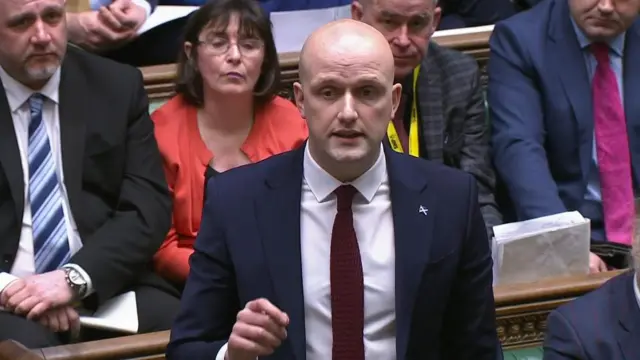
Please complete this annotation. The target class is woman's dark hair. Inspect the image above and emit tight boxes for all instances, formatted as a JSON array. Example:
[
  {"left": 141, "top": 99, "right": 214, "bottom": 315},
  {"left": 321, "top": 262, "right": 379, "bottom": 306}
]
[{"left": 175, "top": 0, "right": 281, "bottom": 107}]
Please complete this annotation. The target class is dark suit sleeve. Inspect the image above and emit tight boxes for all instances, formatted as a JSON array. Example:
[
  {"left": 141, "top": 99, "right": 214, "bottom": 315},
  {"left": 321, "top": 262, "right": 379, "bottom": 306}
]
[
  {"left": 488, "top": 23, "right": 567, "bottom": 220},
  {"left": 543, "top": 310, "right": 588, "bottom": 359},
  {"left": 70, "top": 69, "right": 171, "bottom": 305},
  {"left": 458, "top": 68, "right": 502, "bottom": 235},
  {"left": 439, "top": 0, "right": 516, "bottom": 28},
  {"left": 442, "top": 176, "right": 500, "bottom": 359},
  {"left": 146, "top": 0, "right": 158, "bottom": 12},
  {"left": 167, "top": 176, "right": 239, "bottom": 359}
]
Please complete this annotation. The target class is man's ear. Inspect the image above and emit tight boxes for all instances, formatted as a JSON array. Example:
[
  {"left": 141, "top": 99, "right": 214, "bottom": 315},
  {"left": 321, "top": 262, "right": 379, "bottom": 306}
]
[
  {"left": 390, "top": 83, "right": 403, "bottom": 119},
  {"left": 351, "top": 1, "right": 364, "bottom": 21},
  {"left": 293, "top": 82, "right": 306, "bottom": 118}
]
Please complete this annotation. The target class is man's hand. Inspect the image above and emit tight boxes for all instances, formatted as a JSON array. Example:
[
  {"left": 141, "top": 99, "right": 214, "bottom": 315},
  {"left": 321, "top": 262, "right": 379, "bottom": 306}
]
[
  {"left": 0, "top": 270, "right": 74, "bottom": 320},
  {"left": 100, "top": 0, "right": 147, "bottom": 32},
  {"left": 589, "top": 252, "right": 608, "bottom": 273},
  {"left": 38, "top": 306, "right": 81, "bottom": 334},
  {"left": 227, "top": 298, "right": 289, "bottom": 360},
  {"left": 67, "top": 8, "right": 140, "bottom": 52}
]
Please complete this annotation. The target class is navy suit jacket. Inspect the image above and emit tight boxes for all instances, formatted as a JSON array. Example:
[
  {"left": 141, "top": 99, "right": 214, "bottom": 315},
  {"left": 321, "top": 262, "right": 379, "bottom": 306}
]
[
  {"left": 488, "top": 0, "right": 640, "bottom": 228},
  {"left": 166, "top": 145, "right": 500, "bottom": 360},
  {"left": 544, "top": 271, "right": 640, "bottom": 360}
]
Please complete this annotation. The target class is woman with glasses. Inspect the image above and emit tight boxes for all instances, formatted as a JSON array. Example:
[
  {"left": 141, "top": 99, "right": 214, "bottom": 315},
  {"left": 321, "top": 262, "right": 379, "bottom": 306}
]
[{"left": 151, "top": 0, "right": 308, "bottom": 287}]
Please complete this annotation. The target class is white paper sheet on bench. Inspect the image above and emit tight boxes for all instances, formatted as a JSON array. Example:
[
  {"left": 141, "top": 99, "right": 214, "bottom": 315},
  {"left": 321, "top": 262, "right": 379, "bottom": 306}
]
[{"left": 79, "top": 291, "right": 138, "bottom": 334}]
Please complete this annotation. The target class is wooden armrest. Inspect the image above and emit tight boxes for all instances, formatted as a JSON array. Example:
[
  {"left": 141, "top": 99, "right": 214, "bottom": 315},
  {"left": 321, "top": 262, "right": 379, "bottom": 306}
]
[
  {"left": 494, "top": 269, "right": 623, "bottom": 306},
  {"left": 39, "top": 330, "right": 169, "bottom": 360},
  {"left": 0, "top": 340, "right": 43, "bottom": 360}
]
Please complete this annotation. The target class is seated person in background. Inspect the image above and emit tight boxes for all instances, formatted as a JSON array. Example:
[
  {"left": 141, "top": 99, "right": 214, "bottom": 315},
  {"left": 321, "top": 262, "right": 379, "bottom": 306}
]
[
  {"left": 66, "top": 0, "right": 155, "bottom": 52},
  {"left": 152, "top": 0, "right": 308, "bottom": 287},
  {"left": 437, "top": 0, "right": 516, "bottom": 29},
  {"left": 543, "top": 232, "right": 640, "bottom": 359},
  {"left": 0, "top": 0, "right": 180, "bottom": 348},
  {"left": 167, "top": 18, "right": 499, "bottom": 360},
  {"left": 351, "top": 0, "right": 502, "bottom": 236},
  {"left": 489, "top": 0, "right": 640, "bottom": 271}
]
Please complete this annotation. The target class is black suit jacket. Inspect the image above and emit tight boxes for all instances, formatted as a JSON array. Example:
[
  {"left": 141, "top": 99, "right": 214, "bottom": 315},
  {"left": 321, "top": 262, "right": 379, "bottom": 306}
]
[
  {"left": 544, "top": 271, "right": 640, "bottom": 360},
  {"left": 0, "top": 46, "right": 173, "bottom": 306}
]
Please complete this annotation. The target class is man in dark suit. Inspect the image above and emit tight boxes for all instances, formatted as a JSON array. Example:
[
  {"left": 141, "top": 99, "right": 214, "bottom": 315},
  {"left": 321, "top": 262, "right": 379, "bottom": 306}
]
[
  {"left": 0, "top": 0, "right": 179, "bottom": 348},
  {"left": 351, "top": 0, "right": 502, "bottom": 236},
  {"left": 489, "top": 0, "right": 640, "bottom": 270},
  {"left": 543, "top": 269, "right": 640, "bottom": 359},
  {"left": 168, "top": 18, "right": 499, "bottom": 360}
]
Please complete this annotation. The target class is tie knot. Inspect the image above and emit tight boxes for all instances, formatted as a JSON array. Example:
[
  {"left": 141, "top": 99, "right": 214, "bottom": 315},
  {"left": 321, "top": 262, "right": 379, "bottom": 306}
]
[
  {"left": 335, "top": 185, "right": 358, "bottom": 212},
  {"left": 28, "top": 93, "right": 45, "bottom": 115},
  {"left": 590, "top": 42, "right": 610, "bottom": 65}
]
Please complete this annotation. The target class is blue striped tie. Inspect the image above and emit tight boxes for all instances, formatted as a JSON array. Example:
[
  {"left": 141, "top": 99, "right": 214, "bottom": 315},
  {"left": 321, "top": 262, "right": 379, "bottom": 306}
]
[{"left": 28, "top": 94, "right": 71, "bottom": 274}]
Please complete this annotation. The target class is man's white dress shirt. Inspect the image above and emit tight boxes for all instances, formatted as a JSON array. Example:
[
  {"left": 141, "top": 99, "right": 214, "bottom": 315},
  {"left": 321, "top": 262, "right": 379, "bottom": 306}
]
[
  {"left": 217, "top": 144, "right": 397, "bottom": 359},
  {"left": 0, "top": 66, "right": 92, "bottom": 297}
]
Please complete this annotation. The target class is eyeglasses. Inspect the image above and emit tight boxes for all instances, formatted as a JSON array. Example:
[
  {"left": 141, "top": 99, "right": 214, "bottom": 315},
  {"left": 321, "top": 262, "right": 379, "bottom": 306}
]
[{"left": 197, "top": 37, "right": 264, "bottom": 56}]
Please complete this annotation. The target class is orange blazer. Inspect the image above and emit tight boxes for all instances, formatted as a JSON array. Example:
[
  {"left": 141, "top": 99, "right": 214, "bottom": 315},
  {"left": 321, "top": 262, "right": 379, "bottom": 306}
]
[{"left": 152, "top": 95, "right": 308, "bottom": 284}]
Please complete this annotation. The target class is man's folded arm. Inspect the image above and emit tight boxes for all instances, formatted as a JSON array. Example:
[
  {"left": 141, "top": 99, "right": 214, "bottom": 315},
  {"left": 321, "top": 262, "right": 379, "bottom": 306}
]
[
  {"left": 167, "top": 176, "right": 240, "bottom": 359},
  {"left": 488, "top": 23, "right": 566, "bottom": 220},
  {"left": 69, "top": 69, "right": 171, "bottom": 305}
]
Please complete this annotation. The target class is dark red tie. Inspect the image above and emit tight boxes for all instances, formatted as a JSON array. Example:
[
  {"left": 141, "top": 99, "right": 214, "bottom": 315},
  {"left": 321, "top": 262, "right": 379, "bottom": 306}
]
[
  {"left": 330, "top": 185, "right": 365, "bottom": 360},
  {"left": 591, "top": 42, "right": 634, "bottom": 245}
]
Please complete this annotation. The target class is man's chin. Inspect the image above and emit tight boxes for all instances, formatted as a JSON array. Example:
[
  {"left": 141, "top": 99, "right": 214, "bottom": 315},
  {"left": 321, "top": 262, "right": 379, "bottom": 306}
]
[{"left": 26, "top": 64, "right": 59, "bottom": 81}]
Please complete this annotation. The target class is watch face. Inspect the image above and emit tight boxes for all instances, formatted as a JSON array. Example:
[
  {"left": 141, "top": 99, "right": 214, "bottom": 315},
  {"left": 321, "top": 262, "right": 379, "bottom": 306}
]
[{"left": 68, "top": 270, "right": 86, "bottom": 285}]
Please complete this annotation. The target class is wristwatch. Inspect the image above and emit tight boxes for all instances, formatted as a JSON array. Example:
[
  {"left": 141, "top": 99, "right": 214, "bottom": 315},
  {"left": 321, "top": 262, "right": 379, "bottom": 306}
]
[{"left": 63, "top": 267, "right": 88, "bottom": 300}]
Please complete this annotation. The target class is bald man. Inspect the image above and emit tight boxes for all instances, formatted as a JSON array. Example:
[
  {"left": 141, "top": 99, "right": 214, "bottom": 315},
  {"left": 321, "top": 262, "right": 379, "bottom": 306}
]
[{"left": 167, "top": 19, "right": 500, "bottom": 360}]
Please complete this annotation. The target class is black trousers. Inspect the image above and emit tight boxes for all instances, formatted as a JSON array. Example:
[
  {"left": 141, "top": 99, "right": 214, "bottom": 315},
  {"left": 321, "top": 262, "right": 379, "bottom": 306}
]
[{"left": 0, "top": 285, "right": 180, "bottom": 348}]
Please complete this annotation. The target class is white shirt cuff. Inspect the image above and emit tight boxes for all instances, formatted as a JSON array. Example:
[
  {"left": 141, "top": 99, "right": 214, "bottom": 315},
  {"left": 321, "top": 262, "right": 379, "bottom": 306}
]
[
  {"left": 62, "top": 263, "right": 95, "bottom": 298},
  {"left": 130, "top": 0, "right": 151, "bottom": 19},
  {"left": 0, "top": 272, "right": 19, "bottom": 295},
  {"left": 216, "top": 343, "right": 228, "bottom": 360},
  {"left": 0, "top": 272, "right": 20, "bottom": 311}
]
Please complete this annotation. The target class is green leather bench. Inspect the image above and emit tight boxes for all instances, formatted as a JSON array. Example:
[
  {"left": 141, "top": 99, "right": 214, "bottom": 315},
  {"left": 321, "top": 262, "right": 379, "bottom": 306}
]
[{"left": 504, "top": 347, "right": 543, "bottom": 359}]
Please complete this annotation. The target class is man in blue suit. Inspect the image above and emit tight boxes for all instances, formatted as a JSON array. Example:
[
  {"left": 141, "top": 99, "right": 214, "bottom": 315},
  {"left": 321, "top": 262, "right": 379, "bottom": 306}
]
[
  {"left": 168, "top": 19, "right": 499, "bottom": 360},
  {"left": 489, "top": 0, "right": 640, "bottom": 270},
  {"left": 543, "top": 268, "right": 640, "bottom": 358}
]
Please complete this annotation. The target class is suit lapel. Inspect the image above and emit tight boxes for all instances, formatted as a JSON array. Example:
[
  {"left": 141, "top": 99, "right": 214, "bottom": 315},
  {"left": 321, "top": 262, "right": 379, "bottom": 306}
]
[
  {"left": 623, "top": 21, "right": 640, "bottom": 183},
  {"left": 418, "top": 49, "right": 444, "bottom": 162},
  {"left": 255, "top": 148, "right": 306, "bottom": 360},
  {"left": 58, "top": 50, "right": 86, "bottom": 221},
  {"left": 617, "top": 272, "right": 640, "bottom": 360},
  {"left": 0, "top": 83, "right": 24, "bottom": 221},
  {"left": 386, "top": 148, "right": 434, "bottom": 359},
  {"left": 548, "top": 0, "right": 593, "bottom": 178}
]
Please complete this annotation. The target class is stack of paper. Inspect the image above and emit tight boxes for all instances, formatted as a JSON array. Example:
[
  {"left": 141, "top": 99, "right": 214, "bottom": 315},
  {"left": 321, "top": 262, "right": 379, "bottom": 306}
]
[{"left": 492, "top": 211, "right": 590, "bottom": 286}]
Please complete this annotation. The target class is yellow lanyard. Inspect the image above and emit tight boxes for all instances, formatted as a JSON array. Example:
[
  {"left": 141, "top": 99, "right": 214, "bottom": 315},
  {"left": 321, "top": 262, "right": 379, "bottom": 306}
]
[{"left": 387, "top": 66, "right": 420, "bottom": 157}]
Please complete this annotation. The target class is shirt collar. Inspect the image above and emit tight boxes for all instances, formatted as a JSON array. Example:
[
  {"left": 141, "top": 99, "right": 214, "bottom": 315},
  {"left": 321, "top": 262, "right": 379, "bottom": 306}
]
[
  {"left": 303, "top": 143, "right": 387, "bottom": 203},
  {"left": 0, "top": 65, "right": 60, "bottom": 112},
  {"left": 571, "top": 17, "right": 625, "bottom": 56}
]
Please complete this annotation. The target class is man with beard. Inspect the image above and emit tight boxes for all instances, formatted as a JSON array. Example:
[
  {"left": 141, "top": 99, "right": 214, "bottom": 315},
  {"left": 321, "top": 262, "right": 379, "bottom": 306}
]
[{"left": 0, "top": 0, "right": 180, "bottom": 347}]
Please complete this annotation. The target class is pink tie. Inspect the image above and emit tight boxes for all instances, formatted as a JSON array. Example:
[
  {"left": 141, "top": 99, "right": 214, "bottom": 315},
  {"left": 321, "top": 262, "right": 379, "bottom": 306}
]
[{"left": 592, "top": 42, "right": 634, "bottom": 245}]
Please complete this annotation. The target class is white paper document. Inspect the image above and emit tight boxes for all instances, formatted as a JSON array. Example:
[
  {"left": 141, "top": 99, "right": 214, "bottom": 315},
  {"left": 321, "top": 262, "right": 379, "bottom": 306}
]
[
  {"left": 492, "top": 211, "right": 591, "bottom": 286},
  {"left": 137, "top": 6, "right": 198, "bottom": 35},
  {"left": 79, "top": 291, "right": 139, "bottom": 334},
  {"left": 271, "top": 5, "right": 351, "bottom": 53}
]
